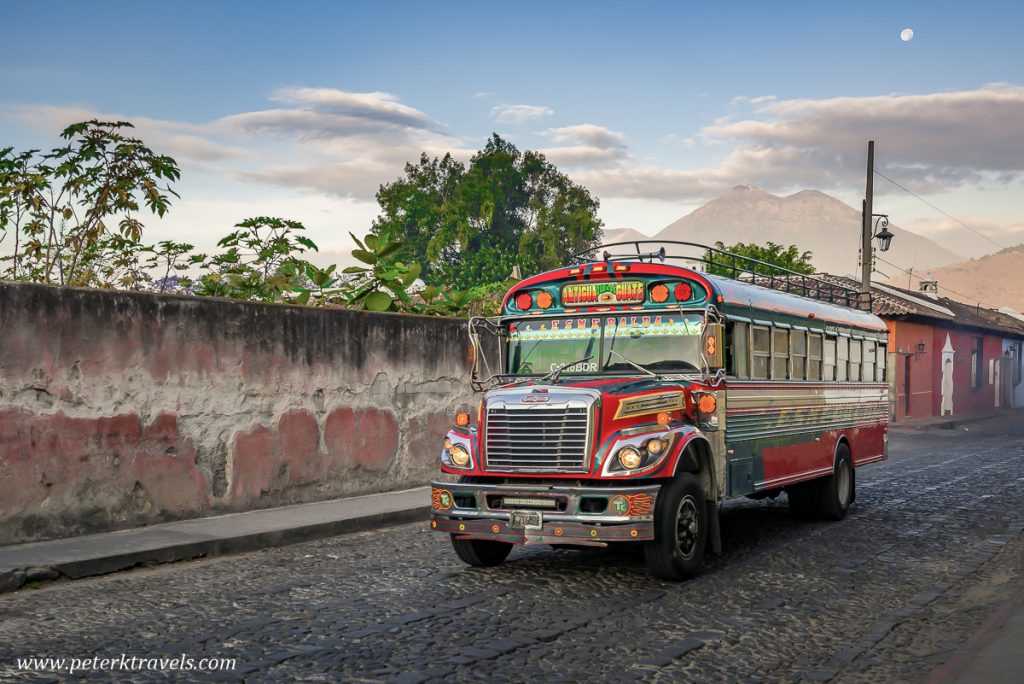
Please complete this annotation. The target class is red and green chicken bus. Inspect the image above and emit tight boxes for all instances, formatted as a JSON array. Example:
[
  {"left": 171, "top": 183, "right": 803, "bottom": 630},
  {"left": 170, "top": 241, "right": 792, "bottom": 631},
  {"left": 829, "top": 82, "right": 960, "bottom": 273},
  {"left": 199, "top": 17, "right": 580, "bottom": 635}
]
[{"left": 430, "top": 242, "right": 889, "bottom": 580}]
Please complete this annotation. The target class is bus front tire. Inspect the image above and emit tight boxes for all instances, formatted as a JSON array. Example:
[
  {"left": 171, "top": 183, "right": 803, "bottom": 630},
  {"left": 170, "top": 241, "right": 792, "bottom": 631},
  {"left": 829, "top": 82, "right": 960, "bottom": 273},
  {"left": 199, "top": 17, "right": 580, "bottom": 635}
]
[
  {"left": 644, "top": 474, "right": 708, "bottom": 581},
  {"left": 450, "top": 535, "right": 513, "bottom": 566}
]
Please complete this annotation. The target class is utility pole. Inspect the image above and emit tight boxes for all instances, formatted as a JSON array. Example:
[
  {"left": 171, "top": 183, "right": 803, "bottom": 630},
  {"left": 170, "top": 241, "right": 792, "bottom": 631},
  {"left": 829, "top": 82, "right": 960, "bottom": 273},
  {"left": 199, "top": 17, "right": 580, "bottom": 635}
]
[{"left": 860, "top": 140, "right": 875, "bottom": 312}]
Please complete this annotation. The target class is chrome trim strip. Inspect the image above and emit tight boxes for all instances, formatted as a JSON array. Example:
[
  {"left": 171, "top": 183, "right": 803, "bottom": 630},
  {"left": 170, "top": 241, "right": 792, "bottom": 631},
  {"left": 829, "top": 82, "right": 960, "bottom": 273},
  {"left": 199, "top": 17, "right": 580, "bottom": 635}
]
[
  {"left": 431, "top": 481, "right": 660, "bottom": 523},
  {"left": 756, "top": 465, "right": 833, "bottom": 489}
]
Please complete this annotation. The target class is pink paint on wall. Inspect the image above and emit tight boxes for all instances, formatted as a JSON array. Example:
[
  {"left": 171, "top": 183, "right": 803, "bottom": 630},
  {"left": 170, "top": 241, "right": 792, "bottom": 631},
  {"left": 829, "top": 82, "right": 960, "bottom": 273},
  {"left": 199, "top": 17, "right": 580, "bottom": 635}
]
[{"left": 324, "top": 407, "right": 399, "bottom": 472}]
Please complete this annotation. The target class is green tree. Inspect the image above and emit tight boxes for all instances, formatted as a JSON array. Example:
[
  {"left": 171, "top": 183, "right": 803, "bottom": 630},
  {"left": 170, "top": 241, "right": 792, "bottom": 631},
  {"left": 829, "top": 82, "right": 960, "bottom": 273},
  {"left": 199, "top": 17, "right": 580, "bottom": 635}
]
[
  {"left": 372, "top": 134, "right": 603, "bottom": 288},
  {"left": 705, "top": 241, "right": 815, "bottom": 277},
  {"left": 0, "top": 120, "right": 180, "bottom": 286},
  {"left": 194, "top": 217, "right": 317, "bottom": 302}
]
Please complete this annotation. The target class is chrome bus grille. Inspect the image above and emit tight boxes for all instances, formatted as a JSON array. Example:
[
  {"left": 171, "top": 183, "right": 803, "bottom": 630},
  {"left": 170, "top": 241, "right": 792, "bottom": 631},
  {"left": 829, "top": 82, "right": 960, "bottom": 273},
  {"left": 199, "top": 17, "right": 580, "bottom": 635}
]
[{"left": 484, "top": 405, "right": 592, "bottom": 472}]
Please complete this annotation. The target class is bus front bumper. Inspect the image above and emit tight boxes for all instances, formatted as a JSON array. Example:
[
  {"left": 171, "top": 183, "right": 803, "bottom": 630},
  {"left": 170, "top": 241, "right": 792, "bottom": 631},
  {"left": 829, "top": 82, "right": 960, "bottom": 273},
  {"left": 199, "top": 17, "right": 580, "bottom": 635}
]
[{"left": 429, "top": 480, "right": 660, "bottom": 546}]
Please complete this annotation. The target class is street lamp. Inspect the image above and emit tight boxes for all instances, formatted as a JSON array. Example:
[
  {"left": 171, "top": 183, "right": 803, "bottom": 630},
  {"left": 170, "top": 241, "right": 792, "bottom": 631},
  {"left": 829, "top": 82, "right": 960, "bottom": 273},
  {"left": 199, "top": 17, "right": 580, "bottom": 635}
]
[
  {"left": 860, "top": 140, "right": 895, "bottom": 311},
  {"left": 872, "top": 214, "right": 893, "bottom": 252}
]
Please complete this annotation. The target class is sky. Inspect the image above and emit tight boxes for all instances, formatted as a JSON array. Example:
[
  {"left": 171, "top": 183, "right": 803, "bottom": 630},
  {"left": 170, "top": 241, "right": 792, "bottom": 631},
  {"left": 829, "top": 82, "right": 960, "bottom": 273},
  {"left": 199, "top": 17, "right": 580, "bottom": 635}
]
[{"left": 3, "top": 0, "right": 1023, "bottom": 269}]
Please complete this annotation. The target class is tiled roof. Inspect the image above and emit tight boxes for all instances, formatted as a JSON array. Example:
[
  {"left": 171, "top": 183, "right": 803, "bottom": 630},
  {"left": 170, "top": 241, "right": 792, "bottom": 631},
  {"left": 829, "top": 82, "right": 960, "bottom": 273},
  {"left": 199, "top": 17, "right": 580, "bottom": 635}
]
[{"left": 815, "top": 274, "right": 1024, "bottom": 338}]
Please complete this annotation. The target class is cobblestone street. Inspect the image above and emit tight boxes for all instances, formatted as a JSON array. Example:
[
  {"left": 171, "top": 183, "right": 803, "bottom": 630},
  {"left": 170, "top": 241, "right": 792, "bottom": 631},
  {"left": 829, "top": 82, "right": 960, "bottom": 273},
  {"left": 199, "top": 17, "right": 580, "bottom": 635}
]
[{"left": 2, "top": 420, "right": 1022, "bottom": 683}]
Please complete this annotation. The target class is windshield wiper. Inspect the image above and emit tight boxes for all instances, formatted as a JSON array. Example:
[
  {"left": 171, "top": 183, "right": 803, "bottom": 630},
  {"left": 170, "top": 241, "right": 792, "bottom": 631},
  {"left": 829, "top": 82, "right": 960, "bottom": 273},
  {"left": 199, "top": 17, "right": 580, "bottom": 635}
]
[
  {"left": 606, "top": 349, "right": 657, "bottom": 377},
  {"left": 541, "top": 355, "right": 594, "bottom": 384}
]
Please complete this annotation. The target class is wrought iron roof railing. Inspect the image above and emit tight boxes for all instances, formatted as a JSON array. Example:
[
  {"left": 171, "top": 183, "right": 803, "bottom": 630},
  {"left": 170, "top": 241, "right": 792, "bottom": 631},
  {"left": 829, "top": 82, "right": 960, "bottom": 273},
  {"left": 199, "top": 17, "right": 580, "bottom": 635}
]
[{"left": 572, "top": 240, "right": 864, "bottom": 309}]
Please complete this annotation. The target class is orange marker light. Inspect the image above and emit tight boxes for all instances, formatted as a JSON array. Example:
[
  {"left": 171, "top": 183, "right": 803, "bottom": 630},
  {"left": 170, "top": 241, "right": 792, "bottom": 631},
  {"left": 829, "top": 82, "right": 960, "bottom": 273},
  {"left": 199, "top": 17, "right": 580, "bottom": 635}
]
[
  {"left": 536, "top": 291, "right": 554, "bottom": 309},
  {"left": 656, "top": 412, "right": 671, "bottom": 426},
  {"left": 650, "top": 284, "right": 669, "bottom": 303},
  {"left": 698, "top": 394, "right": 717, "bottom": 414},
  {"left": 455, "top": 412, "right": 471, "bottom": 427}
]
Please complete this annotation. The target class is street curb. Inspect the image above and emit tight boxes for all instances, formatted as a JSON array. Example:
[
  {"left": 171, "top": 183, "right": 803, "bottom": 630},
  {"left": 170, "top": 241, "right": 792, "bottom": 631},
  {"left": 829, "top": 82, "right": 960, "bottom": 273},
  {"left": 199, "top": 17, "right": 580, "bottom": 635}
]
[
  {"left": 890, "top": 412, "right": 1008, "bottom": 431},
  {"left": 0, "top": 506, "right": 428, "bottom": 594}
]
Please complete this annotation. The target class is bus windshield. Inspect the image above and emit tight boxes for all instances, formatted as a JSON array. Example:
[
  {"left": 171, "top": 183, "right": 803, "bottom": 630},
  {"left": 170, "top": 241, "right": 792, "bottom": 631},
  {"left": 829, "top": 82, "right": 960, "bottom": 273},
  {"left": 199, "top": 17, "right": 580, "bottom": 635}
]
[{"left": 507, "top": 313, "right": 706, "bottom": 376}]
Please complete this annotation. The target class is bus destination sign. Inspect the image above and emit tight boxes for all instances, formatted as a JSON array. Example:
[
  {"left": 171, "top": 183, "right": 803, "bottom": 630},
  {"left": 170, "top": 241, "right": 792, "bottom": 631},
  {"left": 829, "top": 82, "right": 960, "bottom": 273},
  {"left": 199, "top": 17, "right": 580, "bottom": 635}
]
[{"left": 562, "top": 281, "right": 646, "bottom": 305}]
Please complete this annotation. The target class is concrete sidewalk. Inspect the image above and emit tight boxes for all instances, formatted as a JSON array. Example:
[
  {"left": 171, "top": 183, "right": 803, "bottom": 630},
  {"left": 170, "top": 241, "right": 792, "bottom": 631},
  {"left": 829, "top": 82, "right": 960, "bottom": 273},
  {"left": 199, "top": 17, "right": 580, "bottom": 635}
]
[
  {"left": 0, "top": 486, "right": 429, "bottom": 594},
  {"left": 890, "top": 409, "right": 1012, "bottom": 431},
  {"left": 929, "top": 584, "right": 1024, "bottom": 684}
]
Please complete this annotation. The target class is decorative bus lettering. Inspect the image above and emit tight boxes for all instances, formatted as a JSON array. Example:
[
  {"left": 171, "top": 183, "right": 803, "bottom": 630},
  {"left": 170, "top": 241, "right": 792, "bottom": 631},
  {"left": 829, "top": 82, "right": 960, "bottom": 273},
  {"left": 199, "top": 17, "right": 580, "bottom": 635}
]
[{"left": 562, "top": 280, "right": 645, "bottom": 305}]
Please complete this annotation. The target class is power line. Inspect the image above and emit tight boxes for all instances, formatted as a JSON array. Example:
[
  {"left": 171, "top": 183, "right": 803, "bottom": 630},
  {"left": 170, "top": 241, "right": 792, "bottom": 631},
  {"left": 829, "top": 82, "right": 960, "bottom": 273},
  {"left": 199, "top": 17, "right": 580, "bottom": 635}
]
[
  {"left": 872, "top": 169, "right": 1024, "bottom": 310},
  {"left": 874, "top": 254, "right": 1001, "bottom": 310},
  {"left": 873, "top": 170, "right": 1008, "bottom": 252}
]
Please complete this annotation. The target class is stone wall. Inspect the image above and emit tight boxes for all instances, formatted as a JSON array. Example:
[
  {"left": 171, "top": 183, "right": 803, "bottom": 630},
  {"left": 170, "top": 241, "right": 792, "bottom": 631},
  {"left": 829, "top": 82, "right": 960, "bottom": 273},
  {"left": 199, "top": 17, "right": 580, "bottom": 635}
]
[{"left": 0, "top": 282, "right": 479, "bottom": 545}]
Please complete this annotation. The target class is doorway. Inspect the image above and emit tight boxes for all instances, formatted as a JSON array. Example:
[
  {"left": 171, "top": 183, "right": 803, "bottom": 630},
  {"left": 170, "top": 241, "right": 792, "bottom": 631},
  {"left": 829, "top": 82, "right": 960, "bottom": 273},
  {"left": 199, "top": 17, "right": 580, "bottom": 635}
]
[{"left": 904, "top": 356, "right": 911, "bottom": 417}]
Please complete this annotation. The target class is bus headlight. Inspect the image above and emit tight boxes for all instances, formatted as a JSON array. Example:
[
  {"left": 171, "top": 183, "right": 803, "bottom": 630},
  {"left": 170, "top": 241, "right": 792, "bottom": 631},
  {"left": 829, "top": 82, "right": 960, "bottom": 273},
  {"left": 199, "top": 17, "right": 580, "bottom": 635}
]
[
  {"left": 617, "top": 446, "right": 642, "bottom": 470},
  {"left": 449, "top": 444, "right": 471, "bottom": 467},
  {"left": 646, "top": 437, "right": 666, "bottom": 455}
]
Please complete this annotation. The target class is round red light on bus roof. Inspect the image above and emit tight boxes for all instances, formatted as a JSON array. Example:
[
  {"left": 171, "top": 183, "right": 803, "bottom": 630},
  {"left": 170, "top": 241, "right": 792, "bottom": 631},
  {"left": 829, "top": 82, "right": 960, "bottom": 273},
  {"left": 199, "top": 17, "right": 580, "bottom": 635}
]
[
  {"left": 536, "top": 291, "right": 554, "bottom": 309},
  {"left": 674, "top": 282, "right": 693, "bottom": 301},
  {"left": 515, "top": 292, "right": 533, "bottom": 310},
  {"left": 650, "top": 284, "right": 669, "bottom": 303}
]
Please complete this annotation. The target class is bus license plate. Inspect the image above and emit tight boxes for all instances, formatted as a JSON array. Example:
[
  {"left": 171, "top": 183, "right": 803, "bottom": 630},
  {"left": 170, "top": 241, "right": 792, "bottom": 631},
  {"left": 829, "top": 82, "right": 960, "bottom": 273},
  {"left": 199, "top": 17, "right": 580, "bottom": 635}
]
[{"left": 509, "top": 511, "right": 542, "bottom": 530}]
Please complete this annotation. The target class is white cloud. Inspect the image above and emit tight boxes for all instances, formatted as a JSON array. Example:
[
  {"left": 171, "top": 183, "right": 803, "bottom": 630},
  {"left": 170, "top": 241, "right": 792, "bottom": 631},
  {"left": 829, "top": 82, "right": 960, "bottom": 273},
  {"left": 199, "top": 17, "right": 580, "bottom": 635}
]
[
  {"left": 0, "top": 104, "right": 249, "bottom": 166},
  {"left": 6, "top": 83, "right": 1024, "bottom": 252},
  {"left": 490, "top": 104, "right": 554, "bottom": 124},
  {"left": 704, "top": 84, "right": 1024, "bottom": 184},
  {"left": 537, "top": 124, "right": 629, "bottom": 169},
  {"left": 561, "top": 85, "right": 1024, "bottom": 204},
  {"left": 269, "top": 87, "right": 440, "bottom": 130},
  {"left": 543, "top": 124, "right": 626, "bottom": 150}
]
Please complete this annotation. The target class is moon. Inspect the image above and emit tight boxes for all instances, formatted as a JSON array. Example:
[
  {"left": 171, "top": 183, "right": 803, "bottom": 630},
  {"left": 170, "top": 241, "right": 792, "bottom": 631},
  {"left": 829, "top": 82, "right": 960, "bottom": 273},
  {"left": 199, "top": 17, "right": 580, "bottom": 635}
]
[{"left": 900, "top": 28, "right": 914, "bottom": 42}]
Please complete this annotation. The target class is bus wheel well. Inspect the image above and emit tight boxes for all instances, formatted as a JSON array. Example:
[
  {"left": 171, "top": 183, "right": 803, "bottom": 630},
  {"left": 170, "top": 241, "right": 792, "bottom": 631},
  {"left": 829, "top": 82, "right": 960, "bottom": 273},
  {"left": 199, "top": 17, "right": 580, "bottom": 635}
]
[
  {"left": 677, "top": 439, "right": 714, "bottom": 500},
  {"left": 674, "top": 438, "right": 722, "bottom": 555},
  {"left": 836, "top": 435, "right": 851, "bottom": 462}
]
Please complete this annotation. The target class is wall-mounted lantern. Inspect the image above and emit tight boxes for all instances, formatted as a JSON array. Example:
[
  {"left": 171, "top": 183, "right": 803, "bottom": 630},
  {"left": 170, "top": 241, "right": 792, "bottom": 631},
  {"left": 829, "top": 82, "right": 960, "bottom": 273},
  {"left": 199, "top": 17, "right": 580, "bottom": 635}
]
[
  {"left": 873, "top": 215, "right": 894, "bottom": 252},
  {"left": 916, "top": 340, "right": 927, "bottom": 354}
]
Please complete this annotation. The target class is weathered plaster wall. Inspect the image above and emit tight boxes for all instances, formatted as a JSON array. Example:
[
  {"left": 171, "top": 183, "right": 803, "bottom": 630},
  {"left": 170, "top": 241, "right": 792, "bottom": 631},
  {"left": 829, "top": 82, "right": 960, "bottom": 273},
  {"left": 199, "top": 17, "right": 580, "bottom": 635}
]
[
  {"left": 0, "top": 282, "right": 477, "bottom": 545},
  {"left": 929, "top": 328, "right": 1002, "bottom": 418},
  {"left": 888, "top": 320, "right": 935, "bottom": 421}
]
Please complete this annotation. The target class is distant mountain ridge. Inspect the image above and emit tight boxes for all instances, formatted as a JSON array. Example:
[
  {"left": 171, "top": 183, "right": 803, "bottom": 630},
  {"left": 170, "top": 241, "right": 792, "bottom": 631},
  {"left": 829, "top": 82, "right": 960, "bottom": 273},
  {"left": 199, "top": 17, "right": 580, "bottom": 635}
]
[
  {"left": 890, "top": 245, "right": 1024, "bottom": 312},
  {"left": 606, "top": 186, "right": 960, "bottom": 276}
]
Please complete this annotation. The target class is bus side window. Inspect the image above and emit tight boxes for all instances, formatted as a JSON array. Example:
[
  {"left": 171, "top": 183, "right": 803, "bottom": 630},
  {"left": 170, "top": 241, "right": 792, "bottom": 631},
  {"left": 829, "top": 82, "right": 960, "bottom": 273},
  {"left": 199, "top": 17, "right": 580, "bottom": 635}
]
[
  {"left": 791, "top": 330, "right": 807, "bottom": 380},
  {"left": 823, "top": 336, "right": 836, "bottom": 381},
  {"left": 752, "top": 326, "right": 770, "bottom": 379},
  {"left": 731, "top": 322, "right": 749, "bottom": 378},
  {"left": 863, "top": 341, "right": 876, "bottom": 382},
  {"left": 877, "top": 343, "right": 887, "bottom": 382},
  {"left": 808, "top": 333, "right": 823, "bottom": 381},
  {"left": 849, "top": 340, "right": 862, "bottom": 382},
  {"left": 836, "top": 337, "right": 849, "bottom": 382},
  {"left": 772, "top": 329, "right": 789, "bottom": 379}
]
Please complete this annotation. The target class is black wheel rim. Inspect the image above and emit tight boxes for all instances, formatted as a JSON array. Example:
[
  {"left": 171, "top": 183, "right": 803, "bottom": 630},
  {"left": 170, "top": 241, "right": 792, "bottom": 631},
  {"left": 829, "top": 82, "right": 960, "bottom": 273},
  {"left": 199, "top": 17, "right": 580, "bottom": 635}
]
[{"left": 675, "top": 495, "right": 699, "bottom": 559}]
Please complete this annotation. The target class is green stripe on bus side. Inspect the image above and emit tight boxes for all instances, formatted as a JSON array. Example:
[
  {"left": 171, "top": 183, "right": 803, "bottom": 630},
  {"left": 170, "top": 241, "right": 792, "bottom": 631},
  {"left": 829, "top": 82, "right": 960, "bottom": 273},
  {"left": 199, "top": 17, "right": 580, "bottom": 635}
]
[{"left": 726, "top": 428, "right": 824, "bottom": 498}]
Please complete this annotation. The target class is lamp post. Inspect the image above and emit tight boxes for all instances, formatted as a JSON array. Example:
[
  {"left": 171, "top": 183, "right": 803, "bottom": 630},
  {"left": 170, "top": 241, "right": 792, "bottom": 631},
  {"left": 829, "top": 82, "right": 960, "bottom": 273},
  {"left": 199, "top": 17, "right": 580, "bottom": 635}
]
[{"left": 860, "top": 140, "right": 894, "bottom": 312}]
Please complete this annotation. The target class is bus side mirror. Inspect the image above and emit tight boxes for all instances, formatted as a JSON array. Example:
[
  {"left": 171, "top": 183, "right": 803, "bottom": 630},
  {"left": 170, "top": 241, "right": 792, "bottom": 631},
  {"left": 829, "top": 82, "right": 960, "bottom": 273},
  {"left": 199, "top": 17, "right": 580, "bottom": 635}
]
[{"left": 702, "top": 322, "right": 724, "bottom": 369}]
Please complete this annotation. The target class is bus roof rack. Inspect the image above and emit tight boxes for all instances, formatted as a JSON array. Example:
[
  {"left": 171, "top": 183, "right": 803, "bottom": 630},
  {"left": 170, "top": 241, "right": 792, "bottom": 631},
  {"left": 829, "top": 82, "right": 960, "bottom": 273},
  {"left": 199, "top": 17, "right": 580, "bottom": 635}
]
[{"left": 572, "top": 240, "right": 864, "bottom": 309}]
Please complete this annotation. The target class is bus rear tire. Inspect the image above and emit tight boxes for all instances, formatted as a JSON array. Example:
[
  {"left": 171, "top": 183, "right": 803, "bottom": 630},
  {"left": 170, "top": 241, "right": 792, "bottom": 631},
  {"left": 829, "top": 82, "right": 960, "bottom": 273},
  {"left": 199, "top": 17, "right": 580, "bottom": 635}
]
[
  {"left": 450, "top": 535, "right": 513, "bottom": 567},
  {"left": 788, "top": 444, "right": 854, "bottom": 520},
  {"left": 644, "top": 473, "right": 707, "bottom": 581},
  {"left": 817, "top": 444, "right": 854, "bottom": 520}
]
